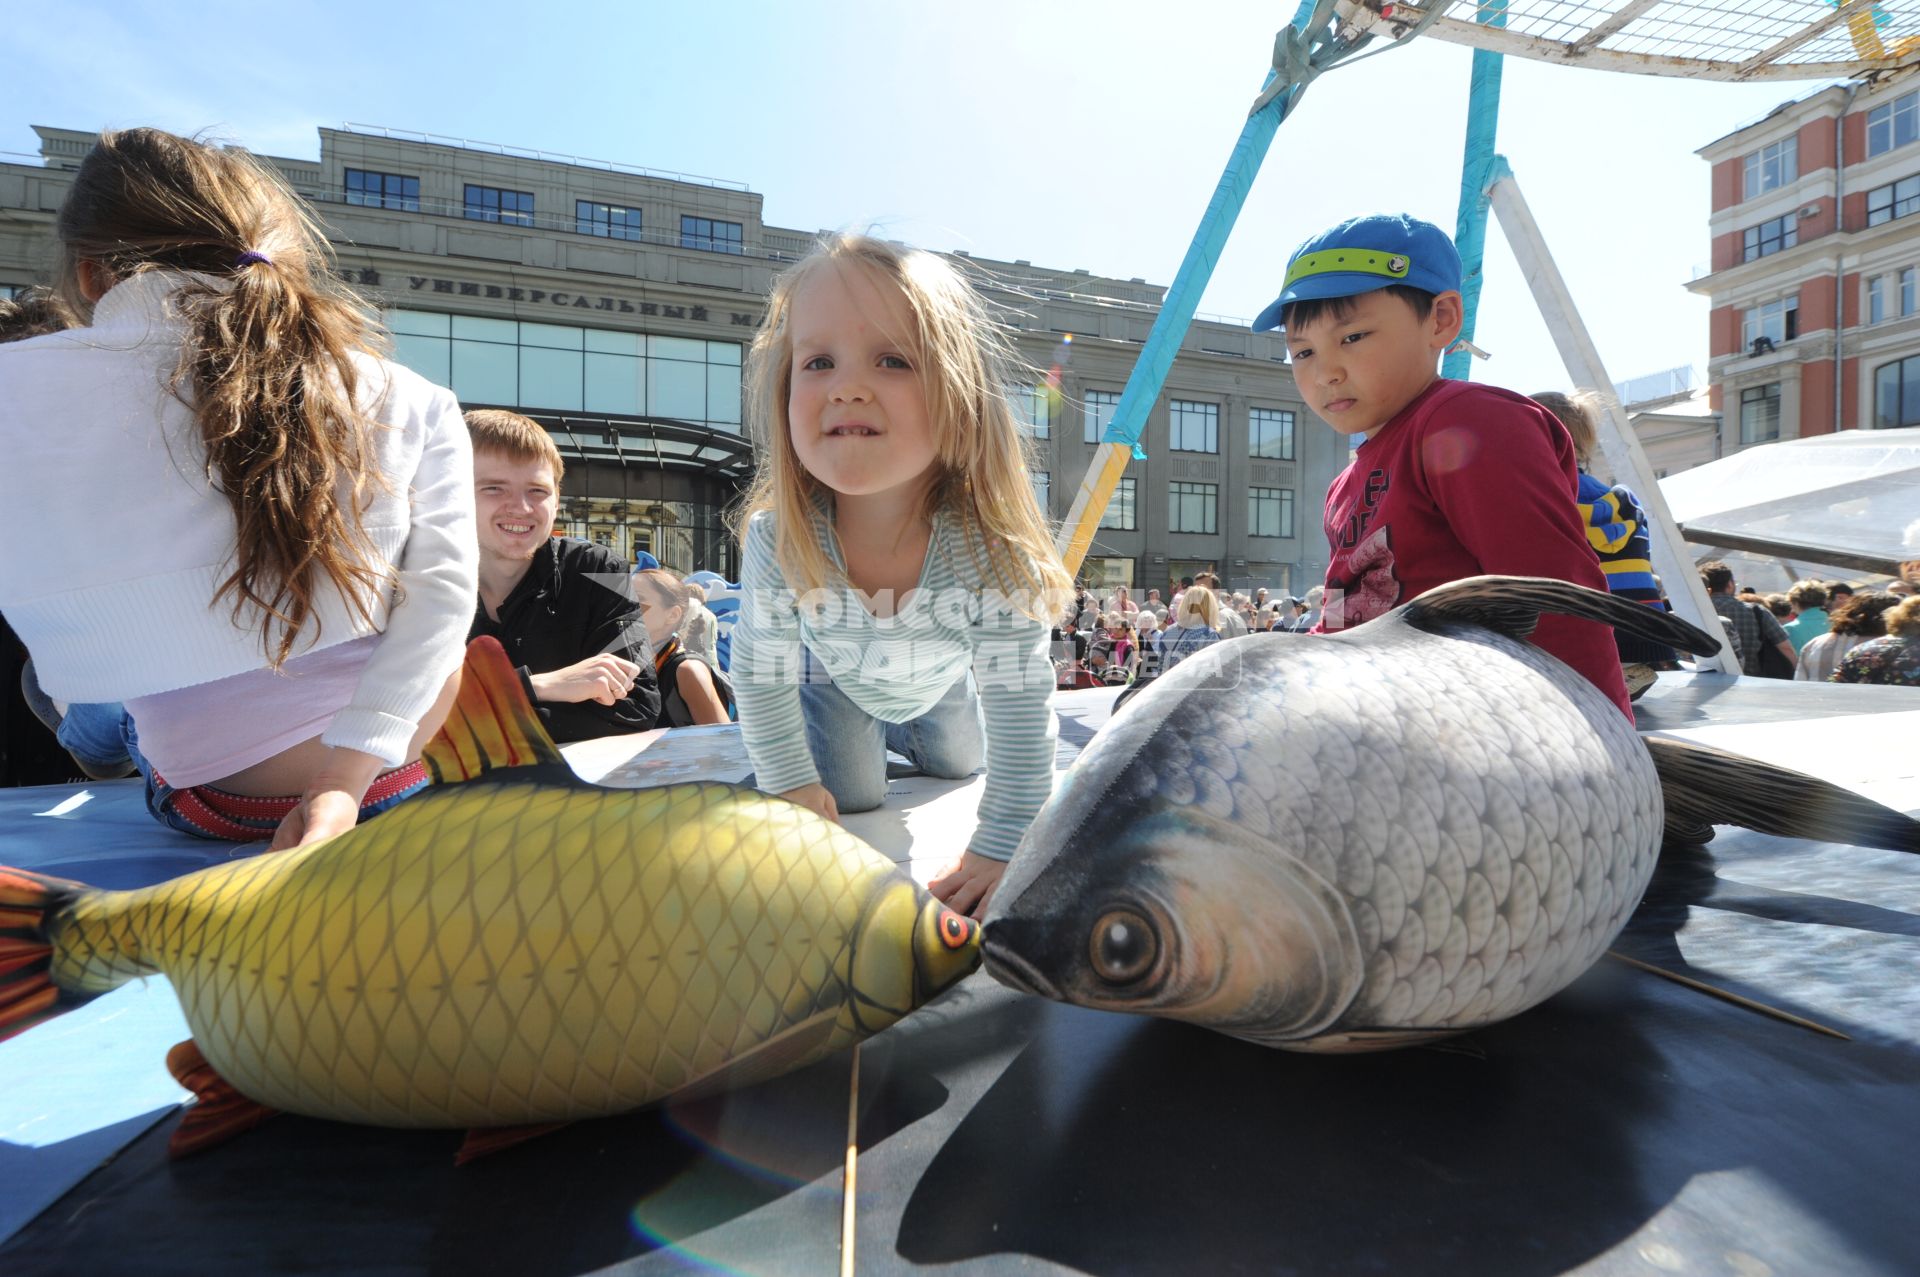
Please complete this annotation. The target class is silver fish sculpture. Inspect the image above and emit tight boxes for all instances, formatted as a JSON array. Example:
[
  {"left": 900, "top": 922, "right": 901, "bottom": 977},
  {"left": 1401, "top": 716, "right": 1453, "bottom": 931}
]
[{"left": 983, "top": 576, "right": 1920, "bottom": 1053}]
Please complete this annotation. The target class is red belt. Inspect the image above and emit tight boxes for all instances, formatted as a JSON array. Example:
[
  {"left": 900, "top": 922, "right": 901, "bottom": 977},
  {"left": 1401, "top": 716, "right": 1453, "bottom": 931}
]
[{"left": 154, "top": 760, "right": 429, "bottom": 843}]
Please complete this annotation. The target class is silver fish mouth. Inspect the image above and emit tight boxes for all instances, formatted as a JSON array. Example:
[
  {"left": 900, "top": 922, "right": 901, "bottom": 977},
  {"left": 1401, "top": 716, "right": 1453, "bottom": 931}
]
[{"left": 980, "top": 934, "right": 1062, "bottom": 1001}]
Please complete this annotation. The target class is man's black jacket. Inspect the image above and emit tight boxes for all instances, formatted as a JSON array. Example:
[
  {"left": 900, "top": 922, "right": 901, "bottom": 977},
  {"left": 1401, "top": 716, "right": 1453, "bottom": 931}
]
[{"left": 468, "top": 538, "right": 661, "bottom": 743}]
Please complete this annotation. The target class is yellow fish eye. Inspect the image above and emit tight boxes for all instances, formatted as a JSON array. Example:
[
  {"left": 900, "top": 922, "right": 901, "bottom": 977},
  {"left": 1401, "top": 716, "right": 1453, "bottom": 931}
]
[
  {"left": 937, "top": 908, "right": 976, "bottom": 950},
  {"left": 911, "top": 895, "right": 983, "bottom": 997},
  {"left": 1089, "top": 909, "right": 1157, "bottom": 985}
]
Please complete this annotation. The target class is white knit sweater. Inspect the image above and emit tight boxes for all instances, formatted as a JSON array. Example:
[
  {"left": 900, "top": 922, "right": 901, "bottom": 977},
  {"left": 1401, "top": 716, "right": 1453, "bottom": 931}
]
[{"left": 0, "top": 271, "right": 477, "bottom": 765}]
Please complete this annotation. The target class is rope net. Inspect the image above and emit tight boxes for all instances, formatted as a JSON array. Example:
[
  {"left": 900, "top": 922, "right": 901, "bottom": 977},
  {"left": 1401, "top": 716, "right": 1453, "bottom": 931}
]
[{"left": 1366, "top": 0, "right": 1920, "bottom": 81}]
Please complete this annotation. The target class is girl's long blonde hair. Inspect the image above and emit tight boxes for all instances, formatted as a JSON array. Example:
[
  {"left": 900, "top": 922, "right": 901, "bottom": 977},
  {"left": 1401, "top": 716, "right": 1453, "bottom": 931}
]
[
  {"left": 1178, "top": 585, "right": 1219, "bottom": 630},
  {"left": 736, "top": 234, "right": 1072, "bottom": 622},
  {"left": 56, "top": 128, "right": 392, "bottom": 668}
]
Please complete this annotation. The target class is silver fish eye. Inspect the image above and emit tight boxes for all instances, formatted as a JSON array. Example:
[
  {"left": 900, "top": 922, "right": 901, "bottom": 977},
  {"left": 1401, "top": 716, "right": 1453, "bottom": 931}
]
[{"left": 1089, "top": 908, "right": 1157, "bottom": 985}]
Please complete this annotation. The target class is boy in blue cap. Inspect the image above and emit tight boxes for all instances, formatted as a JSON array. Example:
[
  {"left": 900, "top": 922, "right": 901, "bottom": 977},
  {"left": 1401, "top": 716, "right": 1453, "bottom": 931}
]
[{"left": 1254, "top": 213, "right": 1631, "bottom": 718}]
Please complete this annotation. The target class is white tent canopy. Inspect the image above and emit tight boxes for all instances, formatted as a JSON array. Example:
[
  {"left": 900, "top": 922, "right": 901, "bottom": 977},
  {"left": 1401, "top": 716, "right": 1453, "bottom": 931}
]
[{"left": 1659, "top": 427, "right": 1920, "bottom": 584}]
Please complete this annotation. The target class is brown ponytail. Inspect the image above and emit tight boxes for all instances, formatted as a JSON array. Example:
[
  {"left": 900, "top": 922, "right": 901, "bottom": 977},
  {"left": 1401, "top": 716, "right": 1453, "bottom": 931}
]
[{"left": 55, "top": 128, "right": 395, "bottom": 667}]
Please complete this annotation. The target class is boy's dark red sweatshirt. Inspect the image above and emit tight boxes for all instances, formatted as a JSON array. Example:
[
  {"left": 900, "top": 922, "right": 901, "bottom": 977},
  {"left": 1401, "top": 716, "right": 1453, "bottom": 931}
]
[{"left": 1314, "top": 378, "right": 1633, "bottom": 720}]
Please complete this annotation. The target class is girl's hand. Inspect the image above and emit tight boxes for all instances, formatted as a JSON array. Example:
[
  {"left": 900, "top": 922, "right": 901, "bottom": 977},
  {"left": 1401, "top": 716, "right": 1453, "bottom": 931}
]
[
  {"left": 270, "top": 786, "right": 362, "bottom": 851},
  {"left": 929, "top": 851, "right": 1006, "bottom": 921},
  {"left": 269, "top": 747, "right": 382, "bottom": 851},
  {"left": 780, "top": 783, "right": 841, "bottom": 824}
]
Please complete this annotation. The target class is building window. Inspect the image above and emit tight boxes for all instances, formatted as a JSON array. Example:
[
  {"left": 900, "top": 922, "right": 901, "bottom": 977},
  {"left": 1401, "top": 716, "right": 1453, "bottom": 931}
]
[
  {"left": 1870, "top": 275, "right": 1887, "bottom": 324},
  {"left": 1739, "top": 383, "right": 1781, "bottom": 445},
  {"left": 1083, "top": 556, "right": 1137, "bottom": 593},
  {"left": 1169, "top": 481, "right": 1218, "bottom": 534},
  {"left": 1874, "top": 354, "right": 1920, "bottom": 428},
  {"left": 463, "top": 185, "right": 534, "bottom": 226},
  {"left": 1169, "top": 399, "right": 1219, "bottom": 453},
  {"left": 1250, "top": 406, "right": 1295, "bottom": 460},
  {"left": 1033, "top": 470, "right": 1050, "bottom": 514},
  {"left": 1248, "top": 487, "right": 1295, "bottom": 538},
  {"left": 1868, "top": 90, "right": 1920, "bottom": 157},
  {"left": 1905, "top": 268, "right": 1917, "bottom": 317},
  {"left": 1741, "top": 215, "right": 1797, "bottom": 262},
  {"left": 383, "top": 309, "right": 745, "bottom": 432},
  {"left": 1013, "top": 385, "right": 1051, "bottom": 438},
  {"left": 1100, "top": 476, "right": 1138, "bottom": 531},
  {"left": 344, "top": 168, "right": 419, "bottom": 212},
  {"left": 1742, "top": 137, "right": 1797, "bottom": 199},
  {"left": 1742, "top": 296, "right": 1798, "bottom": 348},
  {"left": 1865, "top": 174, "right": 1920, "bottom": 227},
  {"left": 1084, "top": 389, "right": 1120, "bottom": 444},
  {"left": 576, "top": 201, "right": 643, "bottom": 241},
  {"left": 680, "top": 216, "right": 744, "bottom": 254}
]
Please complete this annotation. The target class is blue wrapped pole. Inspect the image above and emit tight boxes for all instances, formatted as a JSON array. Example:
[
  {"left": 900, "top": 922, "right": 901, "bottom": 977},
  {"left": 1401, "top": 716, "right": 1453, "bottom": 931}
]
[
  {"left": 1055, "top": 1, "right": 1322, "bottom": 574},
  {"left": 1442, "top": 0, "right": 1509, "bottom": 382}
]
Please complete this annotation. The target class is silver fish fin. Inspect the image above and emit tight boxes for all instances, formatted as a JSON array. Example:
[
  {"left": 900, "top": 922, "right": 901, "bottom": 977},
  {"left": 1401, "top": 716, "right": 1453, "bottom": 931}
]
[
  {"left": 670, "top": 1011, "right": 844, "bottom": 1104},
  {"left": 1645, "top": 736, "right": 1920, "bottom": 855},
  {"left": 1275, "top": 1026, "right": 1470, "bottom": 1055},
  {"left": 1403, "top": 575, "right": 1722, "bottom": 657}
]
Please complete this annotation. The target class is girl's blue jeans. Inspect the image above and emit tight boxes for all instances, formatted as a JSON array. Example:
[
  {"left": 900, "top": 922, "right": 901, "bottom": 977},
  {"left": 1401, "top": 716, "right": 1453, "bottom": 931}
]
[
  {"left": 798, "top": 649, "right": 983, "bottom": 813},
  {"left": 56, "top": 699, "right": 139, "bottom": 778},
  {"left": 56, "top": 701, "right": 415, "bottom": 840}
]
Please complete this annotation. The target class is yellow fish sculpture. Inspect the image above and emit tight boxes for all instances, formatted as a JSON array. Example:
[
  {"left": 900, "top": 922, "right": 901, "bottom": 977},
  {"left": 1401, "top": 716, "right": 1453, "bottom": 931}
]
[{"left": 0, "top": 638, "right": 981, "bottom": 1160}]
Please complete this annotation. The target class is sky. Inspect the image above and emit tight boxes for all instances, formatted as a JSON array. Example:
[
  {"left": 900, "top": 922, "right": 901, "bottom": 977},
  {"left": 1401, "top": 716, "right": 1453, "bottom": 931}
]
[{"left": 7, "top": 0, "right": 1838, "bottom": 399}]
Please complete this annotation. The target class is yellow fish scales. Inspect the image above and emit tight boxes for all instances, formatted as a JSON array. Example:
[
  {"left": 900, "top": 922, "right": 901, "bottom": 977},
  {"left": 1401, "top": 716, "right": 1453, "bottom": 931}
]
[{"left": 0, "top": 638, "right": 981, "bottom": 1155}]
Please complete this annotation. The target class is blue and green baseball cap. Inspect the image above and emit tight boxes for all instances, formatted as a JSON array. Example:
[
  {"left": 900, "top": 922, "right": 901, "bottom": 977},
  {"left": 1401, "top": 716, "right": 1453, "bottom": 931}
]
[{"left": 1252, "top": 213, "right": 1462, "bottom": 332}]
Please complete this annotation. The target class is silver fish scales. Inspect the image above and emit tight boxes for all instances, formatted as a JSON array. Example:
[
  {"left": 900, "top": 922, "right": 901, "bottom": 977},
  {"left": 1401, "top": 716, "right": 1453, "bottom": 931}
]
[{"left": 981, "top": 576, "right": 1920, "bottom": 1052}]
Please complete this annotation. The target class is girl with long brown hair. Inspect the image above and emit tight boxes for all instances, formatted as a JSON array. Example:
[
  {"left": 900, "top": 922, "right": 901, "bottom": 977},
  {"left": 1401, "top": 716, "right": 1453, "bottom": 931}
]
[
  {"left": 730, "top": 234, "right": 1073, "bottom": 919},
  {"left": 0, "top": 128, "right": 476, "bottom": 848}
]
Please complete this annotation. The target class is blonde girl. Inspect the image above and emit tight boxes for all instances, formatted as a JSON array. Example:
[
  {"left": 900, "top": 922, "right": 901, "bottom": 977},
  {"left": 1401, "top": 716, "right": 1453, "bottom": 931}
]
[
  {"left": 1158, "top": 585, "right": 1225, "bottom": 670},
  {"left": 731, "top": 234, "right": 1071, "bottom": 918},
  {"left": 0, "top": 128, "right": 475, "bottom": 847}
]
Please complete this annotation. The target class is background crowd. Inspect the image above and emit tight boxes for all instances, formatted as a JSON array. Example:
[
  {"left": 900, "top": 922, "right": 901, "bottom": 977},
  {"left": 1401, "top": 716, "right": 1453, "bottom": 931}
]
[{"left": 1047, "top": 563, "right": 1920, "bottom": 693}]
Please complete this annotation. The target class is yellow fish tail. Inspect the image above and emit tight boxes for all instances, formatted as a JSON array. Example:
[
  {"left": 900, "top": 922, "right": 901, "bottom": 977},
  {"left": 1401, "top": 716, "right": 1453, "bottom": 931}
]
[
  {"left": 0, "top": 866, "right": 155, "bottom": 1039},
  {"left": 0, "top": 867, "right": 71, "bottom": 1036},
  {"left": 424, "top": 636, "right": 567, "bottom": 784}
]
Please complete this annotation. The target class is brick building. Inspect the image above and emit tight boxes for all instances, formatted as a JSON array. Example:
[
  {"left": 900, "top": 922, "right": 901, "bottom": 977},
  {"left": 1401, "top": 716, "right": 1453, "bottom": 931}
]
[{"left": 1693, "top": 79, "right": 1920, "bottom": 447}]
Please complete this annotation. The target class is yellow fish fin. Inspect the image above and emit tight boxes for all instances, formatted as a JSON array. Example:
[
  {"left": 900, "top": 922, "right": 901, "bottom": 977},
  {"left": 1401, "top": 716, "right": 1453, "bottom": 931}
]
[
  {"left": 166, "top": 1039, "right": 279, "bottom": 1159},
  {"left": 0, "top": 867, "right": 90, "bottom": 1040},
  {"left": 423, "top": 636, "right": 567, "bottom": 783},
  {"left": 455, "top": 1121, "right": 572, "bottom": 1166},
  {"left": 672, "top": 1011, "right": 844, "bottom": 1104}
]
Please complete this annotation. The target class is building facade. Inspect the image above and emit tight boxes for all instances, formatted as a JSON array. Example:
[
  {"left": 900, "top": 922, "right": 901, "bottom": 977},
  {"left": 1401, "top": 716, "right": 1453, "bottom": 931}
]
[
  {"left": 1593, "top": 365, "right": 1720, "bottom": 482},
  {"left": 1693, "top": 79, "right": 1920, "bottom": 447},
  {"left": 1, "top": 123, "right": 1343, "bottom": 596}
]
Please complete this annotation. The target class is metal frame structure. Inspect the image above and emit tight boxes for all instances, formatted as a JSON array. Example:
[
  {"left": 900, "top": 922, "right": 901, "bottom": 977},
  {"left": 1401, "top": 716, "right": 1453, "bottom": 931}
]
[
  {"left": 1406, "top": 0, "right": 1920, "bottom": 84},
  {"left": 1052, "top": 0, "right": 1920, "bottom": 673},
  {"left": 1483, "top": 159, "right": 1742, "bottom": 670}
]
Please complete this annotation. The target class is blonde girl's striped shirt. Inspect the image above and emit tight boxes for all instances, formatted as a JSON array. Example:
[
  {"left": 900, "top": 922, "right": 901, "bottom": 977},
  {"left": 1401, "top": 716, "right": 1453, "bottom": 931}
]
[{"left": 732, "top": 507, "right": 1057, "bottom": 861}]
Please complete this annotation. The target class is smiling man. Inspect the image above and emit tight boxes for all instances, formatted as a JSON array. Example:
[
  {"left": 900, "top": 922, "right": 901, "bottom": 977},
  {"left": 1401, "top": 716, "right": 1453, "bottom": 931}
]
[{"left": 465, "top": 409, "right": 660, "bottom": 742}]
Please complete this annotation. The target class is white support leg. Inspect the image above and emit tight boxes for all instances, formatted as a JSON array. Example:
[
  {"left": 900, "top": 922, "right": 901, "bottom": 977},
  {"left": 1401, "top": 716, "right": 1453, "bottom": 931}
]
[{"left": 1486, "top": 163, "right": 1741, "bottom": 675}]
